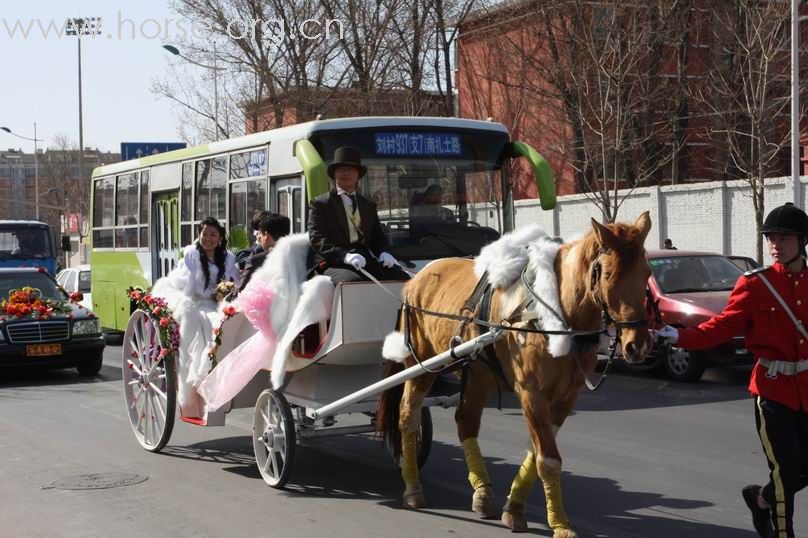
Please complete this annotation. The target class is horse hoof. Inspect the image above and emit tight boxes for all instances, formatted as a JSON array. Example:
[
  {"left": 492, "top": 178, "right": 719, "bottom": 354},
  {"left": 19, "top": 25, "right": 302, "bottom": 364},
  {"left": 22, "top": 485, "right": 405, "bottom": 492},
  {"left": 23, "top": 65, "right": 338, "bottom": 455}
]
[
  {"left": 403, "top": 484, "right": 425, "bottom": 509},
  {"left": 552, "top": 530, "right": 577, "bottom": 538},
  {"left": 472, "top": 485, "right": 497, "bottom": 519},
  {"left": 501, "top": 500, "right": 528, "bottom": 532}
]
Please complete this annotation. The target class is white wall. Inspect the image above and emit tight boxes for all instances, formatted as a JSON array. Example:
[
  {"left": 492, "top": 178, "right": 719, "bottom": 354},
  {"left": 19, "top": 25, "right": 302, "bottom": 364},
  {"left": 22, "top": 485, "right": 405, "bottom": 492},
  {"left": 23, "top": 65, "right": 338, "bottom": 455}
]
[{"left": 513, "top": 176, "right": 807, "bottom": 264}]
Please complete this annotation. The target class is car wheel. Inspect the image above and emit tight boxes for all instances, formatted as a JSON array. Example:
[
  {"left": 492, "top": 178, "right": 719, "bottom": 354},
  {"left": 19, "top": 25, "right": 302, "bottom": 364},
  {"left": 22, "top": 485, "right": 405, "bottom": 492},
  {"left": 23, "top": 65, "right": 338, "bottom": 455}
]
[
  {"left": 77, "top": 351, "right": 104, "bottom": 377},
  {"left": 663, "top": 346, "right": 706, "bottom": 382}
]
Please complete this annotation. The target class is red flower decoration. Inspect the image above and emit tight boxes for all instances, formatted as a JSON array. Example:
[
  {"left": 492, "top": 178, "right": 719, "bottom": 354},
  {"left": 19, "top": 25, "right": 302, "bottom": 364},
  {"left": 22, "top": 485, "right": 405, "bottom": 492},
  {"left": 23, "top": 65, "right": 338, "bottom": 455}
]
[
  {"left": 222, "top": 305, "right": 237, "bottom": 318},
  {"left": 69, "top": 292, "right": 83, "bottom": 302},
  {"left": 159, "top": 317, "right": 170, "bottom": 328},
  {"left": 37, "top": 267, "right": 45, "bottom": 273},
  {"left": 152, "top": 306, "right": 162, "bottom": 316}
]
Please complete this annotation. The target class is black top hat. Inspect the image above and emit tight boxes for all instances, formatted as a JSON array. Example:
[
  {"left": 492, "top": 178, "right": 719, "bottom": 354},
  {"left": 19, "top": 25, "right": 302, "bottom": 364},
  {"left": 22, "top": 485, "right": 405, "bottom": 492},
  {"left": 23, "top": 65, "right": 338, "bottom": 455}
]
[{"left": 327, "top": 146, "right": 367, "bottom": 179}]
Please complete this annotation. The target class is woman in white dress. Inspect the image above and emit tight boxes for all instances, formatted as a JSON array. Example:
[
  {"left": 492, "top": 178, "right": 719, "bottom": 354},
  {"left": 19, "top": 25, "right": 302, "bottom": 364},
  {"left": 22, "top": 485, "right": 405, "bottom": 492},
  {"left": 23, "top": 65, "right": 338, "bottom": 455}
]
[{"left": 161, "top": 217, "right": 239, "bottom": 417}]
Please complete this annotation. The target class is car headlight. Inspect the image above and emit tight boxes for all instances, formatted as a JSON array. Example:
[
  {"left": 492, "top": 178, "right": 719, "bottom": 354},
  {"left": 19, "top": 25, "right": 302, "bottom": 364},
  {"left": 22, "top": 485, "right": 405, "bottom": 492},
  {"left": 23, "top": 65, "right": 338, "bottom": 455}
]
[{"left": 73, "top": 319, "right": 101, "bottom": 336}]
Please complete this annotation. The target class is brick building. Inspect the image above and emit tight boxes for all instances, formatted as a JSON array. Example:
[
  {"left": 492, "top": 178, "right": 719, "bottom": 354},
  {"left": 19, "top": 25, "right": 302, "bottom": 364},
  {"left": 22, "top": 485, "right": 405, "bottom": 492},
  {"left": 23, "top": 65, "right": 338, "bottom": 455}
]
[{"left": 456, "top": 1, "right": 807, "bottom": 199}]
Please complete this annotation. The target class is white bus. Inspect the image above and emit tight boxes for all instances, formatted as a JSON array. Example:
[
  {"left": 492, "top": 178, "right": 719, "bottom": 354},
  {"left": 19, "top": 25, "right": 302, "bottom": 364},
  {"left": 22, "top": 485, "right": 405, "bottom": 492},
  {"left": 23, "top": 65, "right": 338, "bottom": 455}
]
[{"left": 90, "top": 116, "right": 555, "bottom": 333}]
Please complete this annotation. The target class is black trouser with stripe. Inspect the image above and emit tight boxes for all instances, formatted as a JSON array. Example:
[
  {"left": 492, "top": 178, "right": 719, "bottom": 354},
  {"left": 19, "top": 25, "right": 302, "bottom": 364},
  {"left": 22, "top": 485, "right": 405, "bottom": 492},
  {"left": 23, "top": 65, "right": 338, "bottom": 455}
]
[{"left": 753, "top": 396, "right": 808, "bottom": 538}]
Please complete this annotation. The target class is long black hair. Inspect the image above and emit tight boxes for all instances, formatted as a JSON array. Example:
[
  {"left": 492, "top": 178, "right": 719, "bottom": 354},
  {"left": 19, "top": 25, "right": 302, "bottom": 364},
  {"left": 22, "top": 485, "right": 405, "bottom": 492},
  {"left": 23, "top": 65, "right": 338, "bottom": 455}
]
[{"left": 195, "top": 217, "right": 228, "bottom": 290}]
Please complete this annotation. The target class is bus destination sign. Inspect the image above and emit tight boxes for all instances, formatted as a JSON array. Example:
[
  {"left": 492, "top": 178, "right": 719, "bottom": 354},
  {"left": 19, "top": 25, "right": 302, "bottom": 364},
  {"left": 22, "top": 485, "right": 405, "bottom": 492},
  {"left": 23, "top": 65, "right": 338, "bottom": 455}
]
[{"left": 374, "top": 132, "right": 462, "bottom": 157}]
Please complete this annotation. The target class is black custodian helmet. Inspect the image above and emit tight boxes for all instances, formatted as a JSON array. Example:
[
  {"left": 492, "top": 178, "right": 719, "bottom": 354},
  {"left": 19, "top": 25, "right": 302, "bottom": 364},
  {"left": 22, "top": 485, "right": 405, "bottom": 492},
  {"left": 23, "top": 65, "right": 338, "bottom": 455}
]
[{"left": 761, "top": 203, "right": 808, "bottom": 236}]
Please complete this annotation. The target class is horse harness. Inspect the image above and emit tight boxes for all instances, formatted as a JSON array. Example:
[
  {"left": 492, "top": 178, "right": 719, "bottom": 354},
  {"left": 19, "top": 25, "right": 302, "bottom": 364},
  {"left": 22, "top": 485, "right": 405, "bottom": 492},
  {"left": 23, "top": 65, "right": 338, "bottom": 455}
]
[{"left": 391, "top": 247, "right": 652, "bottom": 392}]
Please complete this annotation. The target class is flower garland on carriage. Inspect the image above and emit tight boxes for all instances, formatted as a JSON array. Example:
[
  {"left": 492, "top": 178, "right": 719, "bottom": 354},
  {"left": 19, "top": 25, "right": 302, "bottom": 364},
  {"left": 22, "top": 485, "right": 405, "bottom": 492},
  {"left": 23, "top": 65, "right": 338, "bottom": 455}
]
[{"left": 126, "top": 287, "right": 181, "bottom": 361}]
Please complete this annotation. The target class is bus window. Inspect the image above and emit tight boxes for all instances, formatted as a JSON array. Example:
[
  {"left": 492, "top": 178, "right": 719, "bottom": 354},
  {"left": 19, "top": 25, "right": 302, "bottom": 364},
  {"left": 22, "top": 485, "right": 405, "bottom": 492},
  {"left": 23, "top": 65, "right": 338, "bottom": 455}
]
[
  {"left": 195, "top": 157, "right": 227, "bottom": 221},
  {"left": 292, "top": 187, "right": 302, "bottom": 233},
  {"left": 93, "top": 177, "right": 115, "bottom": 228},
  {"left": 311, "top": 129, "right": 509, "bottom": 260},
  {"left": 230, "top": 149, "right": 267, "bottom": 179}
]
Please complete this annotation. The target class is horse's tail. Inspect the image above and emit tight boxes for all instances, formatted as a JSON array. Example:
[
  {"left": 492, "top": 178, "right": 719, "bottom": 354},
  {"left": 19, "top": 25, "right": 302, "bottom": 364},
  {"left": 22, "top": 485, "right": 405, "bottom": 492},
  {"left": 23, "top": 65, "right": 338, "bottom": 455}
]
[
  {"left": 376, "top": 306, "right": 412, "bottom": 457},
  {"left": 376, "top": 359, "right": 405, "bottom": 458}
]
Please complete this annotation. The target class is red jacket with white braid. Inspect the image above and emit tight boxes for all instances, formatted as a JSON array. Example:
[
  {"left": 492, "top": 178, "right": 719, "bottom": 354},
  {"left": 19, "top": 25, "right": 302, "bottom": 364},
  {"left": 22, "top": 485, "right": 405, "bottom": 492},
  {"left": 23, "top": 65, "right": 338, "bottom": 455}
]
[{"left": 677, "top": 262, "right": 808, "bottom": 411}]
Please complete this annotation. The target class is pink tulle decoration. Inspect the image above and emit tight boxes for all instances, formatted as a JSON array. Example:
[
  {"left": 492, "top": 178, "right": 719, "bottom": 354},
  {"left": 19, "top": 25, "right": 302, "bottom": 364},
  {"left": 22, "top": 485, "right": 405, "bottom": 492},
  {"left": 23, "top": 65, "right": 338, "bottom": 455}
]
[
  {"left": 197, "top": 281, "right": 277, "bottom": 412},
  {"left": 234, "top": 281, "right": 276, "bottom": 336}
]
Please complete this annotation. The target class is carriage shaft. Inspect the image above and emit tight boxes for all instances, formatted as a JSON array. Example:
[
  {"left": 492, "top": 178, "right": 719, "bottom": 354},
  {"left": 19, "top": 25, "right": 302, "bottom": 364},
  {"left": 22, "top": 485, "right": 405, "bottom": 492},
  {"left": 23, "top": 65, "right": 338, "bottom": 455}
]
[{"left": 310, "top": 330, "right": 502, "bottom": 419}]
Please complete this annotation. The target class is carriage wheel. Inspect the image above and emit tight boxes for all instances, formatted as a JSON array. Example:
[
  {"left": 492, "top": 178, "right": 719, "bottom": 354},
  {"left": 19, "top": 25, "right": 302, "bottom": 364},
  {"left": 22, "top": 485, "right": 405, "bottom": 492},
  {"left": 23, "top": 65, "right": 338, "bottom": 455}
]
[
  {"left": 384, "top": 407, "right": 433, "bottom": 469},
  {"left": 253, "top": 389, "right": 296, "bottom": 488},
  {"left": 122, "top": 310, "right": 177, "bottom": 452}
]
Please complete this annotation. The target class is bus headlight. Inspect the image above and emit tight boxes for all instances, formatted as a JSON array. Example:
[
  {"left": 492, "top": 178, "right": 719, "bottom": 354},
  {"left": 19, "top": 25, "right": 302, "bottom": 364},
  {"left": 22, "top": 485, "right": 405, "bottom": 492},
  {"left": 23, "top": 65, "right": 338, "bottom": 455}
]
[{"left": 73, "top": 319, "right": 101, "bottom": 336}]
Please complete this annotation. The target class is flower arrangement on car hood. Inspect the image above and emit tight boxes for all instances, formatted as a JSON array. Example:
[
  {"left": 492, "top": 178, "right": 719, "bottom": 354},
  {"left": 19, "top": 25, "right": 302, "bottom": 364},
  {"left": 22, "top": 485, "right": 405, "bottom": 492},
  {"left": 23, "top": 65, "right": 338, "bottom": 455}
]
[{"left": 0, "top": 286, "right": 72, "bottom": 321}]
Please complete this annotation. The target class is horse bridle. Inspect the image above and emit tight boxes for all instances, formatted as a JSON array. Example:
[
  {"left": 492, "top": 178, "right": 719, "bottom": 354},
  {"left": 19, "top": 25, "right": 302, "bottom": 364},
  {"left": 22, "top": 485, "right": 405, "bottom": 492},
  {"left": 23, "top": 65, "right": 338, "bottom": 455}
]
[{"left": 588, "top": 248, "right": 649, "bottom": 333}]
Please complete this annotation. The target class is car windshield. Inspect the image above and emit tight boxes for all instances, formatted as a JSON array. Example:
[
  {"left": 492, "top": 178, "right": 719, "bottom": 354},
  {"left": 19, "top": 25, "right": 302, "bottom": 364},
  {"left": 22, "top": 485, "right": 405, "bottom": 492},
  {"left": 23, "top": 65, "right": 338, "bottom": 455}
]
[
  {"left": 78, "top": 271, "right": 91, "bottom": 293},
  {"left": 650, "top": 255, "right": 744, "bottom": 293},
  {"left": 0, "top": 225, "right": 53, "bottom": 259},
  {"left": 0, "top": 273, "right": 67, "bottom": 302}
]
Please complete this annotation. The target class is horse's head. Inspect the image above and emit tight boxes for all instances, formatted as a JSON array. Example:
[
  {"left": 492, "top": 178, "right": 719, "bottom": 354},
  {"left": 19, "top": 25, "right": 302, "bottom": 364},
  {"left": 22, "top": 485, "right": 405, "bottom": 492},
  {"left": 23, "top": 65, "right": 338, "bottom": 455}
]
[{"left": 589, "top": 211, "right": 652, "bottom": 364}]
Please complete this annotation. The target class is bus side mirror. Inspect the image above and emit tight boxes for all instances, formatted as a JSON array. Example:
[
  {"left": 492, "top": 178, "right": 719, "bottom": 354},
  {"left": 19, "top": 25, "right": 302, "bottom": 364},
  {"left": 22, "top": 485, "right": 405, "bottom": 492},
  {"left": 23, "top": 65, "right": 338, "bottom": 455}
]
[
  {"left": 508, "top": 141, "right": 557, "bottom": 210},
  {"left": 62, "top": 236, "right": 72, "bottom": 252}
]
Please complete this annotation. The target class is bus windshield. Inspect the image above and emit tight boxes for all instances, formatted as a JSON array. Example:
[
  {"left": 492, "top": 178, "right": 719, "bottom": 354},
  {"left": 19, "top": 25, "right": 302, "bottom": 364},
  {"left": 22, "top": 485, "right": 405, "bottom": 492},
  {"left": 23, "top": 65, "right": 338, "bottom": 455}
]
[
  {"left": 0, "top": 224, "right": 55, "bottom": 260},
  {"left": 312, "top": 129, "right": 510, "bottom": 259}
]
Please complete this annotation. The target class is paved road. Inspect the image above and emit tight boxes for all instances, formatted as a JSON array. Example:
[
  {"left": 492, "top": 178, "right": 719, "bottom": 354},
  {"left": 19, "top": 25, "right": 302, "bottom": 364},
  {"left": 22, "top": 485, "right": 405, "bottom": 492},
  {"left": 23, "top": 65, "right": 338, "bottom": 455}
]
[{"left": 0, "top": 345, "right": 805, "bottom": 537}]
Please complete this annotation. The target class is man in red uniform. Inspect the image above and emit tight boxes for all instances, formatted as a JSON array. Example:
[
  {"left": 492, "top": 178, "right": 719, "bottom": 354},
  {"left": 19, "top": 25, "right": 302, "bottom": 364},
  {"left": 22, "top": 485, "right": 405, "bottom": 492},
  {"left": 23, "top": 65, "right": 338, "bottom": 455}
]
[{"left": 656, "top": 203, "right": 808, "bottom": 538}]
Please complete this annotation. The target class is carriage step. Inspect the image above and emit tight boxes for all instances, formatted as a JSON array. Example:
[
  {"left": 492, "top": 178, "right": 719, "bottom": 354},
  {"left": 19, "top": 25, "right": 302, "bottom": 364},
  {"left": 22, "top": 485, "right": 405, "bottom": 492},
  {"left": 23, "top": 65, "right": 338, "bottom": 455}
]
[{"left": 179, "top": 409, "right": 226, "bottom": 427}]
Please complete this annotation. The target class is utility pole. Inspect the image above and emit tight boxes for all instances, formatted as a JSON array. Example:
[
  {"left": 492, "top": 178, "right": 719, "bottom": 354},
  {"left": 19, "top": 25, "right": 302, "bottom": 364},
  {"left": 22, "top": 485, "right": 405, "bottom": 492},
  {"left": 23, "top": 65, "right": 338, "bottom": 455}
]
[{"left": 66, "top": 17, "right": 101, "bottom": 188}]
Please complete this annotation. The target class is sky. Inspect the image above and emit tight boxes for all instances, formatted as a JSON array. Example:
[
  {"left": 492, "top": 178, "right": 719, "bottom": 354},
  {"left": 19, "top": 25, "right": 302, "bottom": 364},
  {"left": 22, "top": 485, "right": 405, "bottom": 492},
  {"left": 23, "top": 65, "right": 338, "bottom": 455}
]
[{"left": 1, "top": 0, "right": 187, "bottom": 153}]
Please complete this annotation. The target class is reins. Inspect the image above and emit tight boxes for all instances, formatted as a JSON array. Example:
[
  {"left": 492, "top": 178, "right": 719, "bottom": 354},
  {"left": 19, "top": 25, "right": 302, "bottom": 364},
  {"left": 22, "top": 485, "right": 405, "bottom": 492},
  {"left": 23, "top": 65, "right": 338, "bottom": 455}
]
[{"left": 359, "top": 245, "right": 649, "bottom": 391}]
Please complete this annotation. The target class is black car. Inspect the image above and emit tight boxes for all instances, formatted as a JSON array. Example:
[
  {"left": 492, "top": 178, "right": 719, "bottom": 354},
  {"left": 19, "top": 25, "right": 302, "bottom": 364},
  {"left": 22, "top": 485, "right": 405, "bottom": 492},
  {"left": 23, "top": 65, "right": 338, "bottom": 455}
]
[{"left": 0, "top": 268, "right": 105, "bottom": 375}]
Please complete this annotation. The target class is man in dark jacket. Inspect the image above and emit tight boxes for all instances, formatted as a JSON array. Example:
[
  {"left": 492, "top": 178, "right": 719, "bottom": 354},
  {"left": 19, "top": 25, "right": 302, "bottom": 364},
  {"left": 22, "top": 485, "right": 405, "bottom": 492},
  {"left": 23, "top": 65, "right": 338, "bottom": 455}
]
[
  {"left": 232, "top": 212, "right": 290, "bottom": 296},
  {"left": 307, "top": 146, "right": 408, "bottom": 284}
]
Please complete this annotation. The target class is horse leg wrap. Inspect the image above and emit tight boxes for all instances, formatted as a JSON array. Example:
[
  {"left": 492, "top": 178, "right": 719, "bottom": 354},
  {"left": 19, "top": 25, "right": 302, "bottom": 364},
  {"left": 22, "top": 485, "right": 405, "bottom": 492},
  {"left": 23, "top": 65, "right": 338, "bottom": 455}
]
[
  {"left": 538, "top": 461, "right": 576, "bottom": 538},
  {"left": 401, "top": 431, "right": 425, "bottom": 509},
  {"left": 462, "top": 438, "right": 496, "bottom": 518},
  {"left": 507, "top": 451, "right": 539, "bottom": 504}
]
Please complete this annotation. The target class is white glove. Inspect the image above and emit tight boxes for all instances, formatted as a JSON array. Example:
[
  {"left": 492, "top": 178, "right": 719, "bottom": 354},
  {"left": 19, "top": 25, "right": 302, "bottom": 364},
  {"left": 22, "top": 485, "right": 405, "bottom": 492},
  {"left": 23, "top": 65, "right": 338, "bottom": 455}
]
[
  {"left": 655, "top": 325, "right": 679, "bottom": 344},
  {"left": 379, "top": 251, "right": 397, "bottom": 268},
  {"left": 344, "top": 252, "right": 366, "bottom": 269}
]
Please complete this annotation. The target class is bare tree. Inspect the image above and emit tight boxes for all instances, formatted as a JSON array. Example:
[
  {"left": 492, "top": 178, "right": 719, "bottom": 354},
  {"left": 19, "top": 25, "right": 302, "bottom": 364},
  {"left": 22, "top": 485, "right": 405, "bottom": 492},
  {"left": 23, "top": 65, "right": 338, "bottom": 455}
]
[
  {"left": 695, "top": 0, "right": 798, "bottom": 262},
  {"left": 39, "top": 134, "right": 91, "bottom": 244},
  {"left": 458, "top": 0, "right": 692, "bottom": 220}
]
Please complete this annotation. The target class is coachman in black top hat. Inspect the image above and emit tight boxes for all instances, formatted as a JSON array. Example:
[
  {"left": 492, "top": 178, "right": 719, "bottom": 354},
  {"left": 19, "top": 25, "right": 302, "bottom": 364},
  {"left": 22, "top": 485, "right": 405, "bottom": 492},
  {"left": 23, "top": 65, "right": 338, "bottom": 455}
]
[{"left": 307, "top": 146, "right": 409, "bottom": 284}]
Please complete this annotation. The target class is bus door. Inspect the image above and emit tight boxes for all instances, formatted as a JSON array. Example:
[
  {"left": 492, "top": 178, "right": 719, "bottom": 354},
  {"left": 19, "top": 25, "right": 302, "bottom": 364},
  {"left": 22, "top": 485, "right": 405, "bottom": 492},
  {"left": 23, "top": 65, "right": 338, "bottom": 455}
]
[
  {"left": 153, "top": 191, "right": 180, "bottom": 281},
  {"left": 272, "top": 178, "right": 303, "bottom": 233}
]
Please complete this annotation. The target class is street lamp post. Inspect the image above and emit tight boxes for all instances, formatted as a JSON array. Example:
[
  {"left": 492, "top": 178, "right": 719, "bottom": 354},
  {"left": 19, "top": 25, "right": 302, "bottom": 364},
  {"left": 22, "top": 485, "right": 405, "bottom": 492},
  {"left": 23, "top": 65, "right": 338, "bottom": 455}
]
[
  {"left": 162, "top": 44, "right": 226, "bottom": 139},
  {"left": 1, "top": 125, "right": 44, "bottom": 219},
  {"left": 66, "top": 17, "right": 101, "bottom": 187}
]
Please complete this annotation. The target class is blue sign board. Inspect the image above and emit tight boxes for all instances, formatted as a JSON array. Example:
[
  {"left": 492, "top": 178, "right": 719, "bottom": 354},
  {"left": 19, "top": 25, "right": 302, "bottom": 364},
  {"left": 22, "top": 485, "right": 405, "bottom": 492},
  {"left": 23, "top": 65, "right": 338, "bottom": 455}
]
[
  {"left": 120, "top": 142, "right": 187, "bottom": 161},
  {"left": 374, "top": 132, "right": 462, "bottom": 157}
]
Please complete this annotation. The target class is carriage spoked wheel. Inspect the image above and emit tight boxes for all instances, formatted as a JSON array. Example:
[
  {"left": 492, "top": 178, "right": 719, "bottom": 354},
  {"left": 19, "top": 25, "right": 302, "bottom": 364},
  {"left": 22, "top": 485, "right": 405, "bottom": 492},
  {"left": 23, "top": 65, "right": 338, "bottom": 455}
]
[
  {"left": 122, "top": 310, "right": 177, "bottom": 452},
  {"left": 383, "top": 407, "right": 433, "bottom": 469},
  {"left": 253, "top": 389, "right": 296, "bottom": 488}
]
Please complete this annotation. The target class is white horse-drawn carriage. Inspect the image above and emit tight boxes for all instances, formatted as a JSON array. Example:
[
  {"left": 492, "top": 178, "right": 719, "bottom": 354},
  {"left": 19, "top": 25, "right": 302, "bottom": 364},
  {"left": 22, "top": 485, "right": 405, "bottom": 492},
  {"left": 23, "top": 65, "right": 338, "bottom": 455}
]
[{"left": 121, "top": 275, "right": 464, "bottom": 487}]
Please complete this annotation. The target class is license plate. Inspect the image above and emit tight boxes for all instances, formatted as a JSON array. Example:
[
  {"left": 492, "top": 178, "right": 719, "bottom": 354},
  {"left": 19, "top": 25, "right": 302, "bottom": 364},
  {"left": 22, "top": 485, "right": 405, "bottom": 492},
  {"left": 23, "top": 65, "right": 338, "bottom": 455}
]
[{"left": 26, "top": 344, "right": 62, "bottom": 357}]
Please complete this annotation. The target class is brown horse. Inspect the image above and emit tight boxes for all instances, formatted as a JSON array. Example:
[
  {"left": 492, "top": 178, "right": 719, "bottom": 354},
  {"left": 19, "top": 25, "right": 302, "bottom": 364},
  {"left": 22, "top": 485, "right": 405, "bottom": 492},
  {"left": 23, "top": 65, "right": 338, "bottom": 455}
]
[{"left": 377, "top": 213, "right": 652, "bottom": 536}]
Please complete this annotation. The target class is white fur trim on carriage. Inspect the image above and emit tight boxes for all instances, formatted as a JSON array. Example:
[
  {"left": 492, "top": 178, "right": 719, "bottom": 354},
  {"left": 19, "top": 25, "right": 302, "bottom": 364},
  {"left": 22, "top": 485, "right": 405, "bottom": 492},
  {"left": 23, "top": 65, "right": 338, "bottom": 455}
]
[
  {"left": 270, "top": 275, "right": 334, "bottom": 389},
  {"left": 199, "top": 233, "right": 335, "bottom": 405},
  {"left": 474, "top": 224, "right": 547, "bottom": 288},
  {"left": 382, "top": 329, "right": 410, "bottom": 363}
]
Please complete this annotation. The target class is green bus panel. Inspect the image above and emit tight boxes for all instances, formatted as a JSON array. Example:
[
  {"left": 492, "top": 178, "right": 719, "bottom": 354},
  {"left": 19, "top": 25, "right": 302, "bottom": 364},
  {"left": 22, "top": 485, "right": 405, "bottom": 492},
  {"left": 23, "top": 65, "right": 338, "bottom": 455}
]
[{"left": 91, "top": 251, "right": 150, "bottom": 332}]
